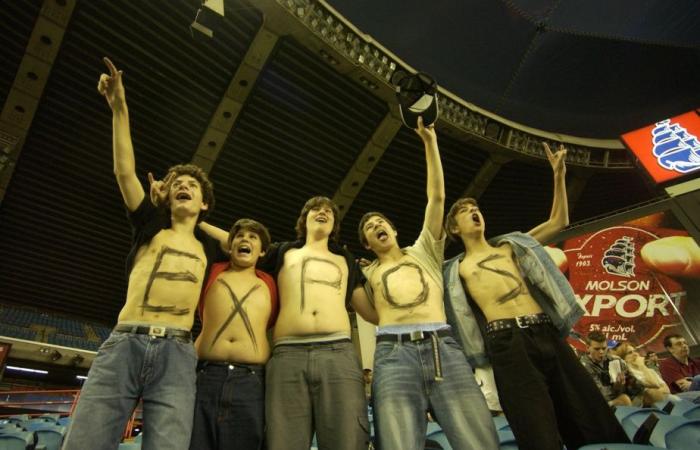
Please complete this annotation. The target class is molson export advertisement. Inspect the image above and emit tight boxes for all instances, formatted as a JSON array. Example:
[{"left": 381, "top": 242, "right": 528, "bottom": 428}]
[{"left": 562, "top": 212, "right": 699, "bottom": 352}]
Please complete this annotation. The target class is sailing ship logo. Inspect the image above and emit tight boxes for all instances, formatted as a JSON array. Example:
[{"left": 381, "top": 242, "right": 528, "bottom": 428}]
[
  {"left": 652, "top": 119, "right": 700, "bottom": 174},
  {"left": 602, "top": 236, "right": 635, "bottom": 278}
]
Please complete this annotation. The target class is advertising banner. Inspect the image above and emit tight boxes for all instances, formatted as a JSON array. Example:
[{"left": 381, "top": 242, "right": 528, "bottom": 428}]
[{"left": 562, "top": 212, "right": 699, "bottom": 352}]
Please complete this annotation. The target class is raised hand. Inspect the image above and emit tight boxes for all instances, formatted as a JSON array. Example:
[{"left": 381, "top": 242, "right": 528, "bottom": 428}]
[
  {"left": 97, "top": 57, "right": 125, "bottom": 110},
  {"left": 148, "top": 171, "right": 174, "bottom": 207},
  {"left": 414, "top": 116, "right": 437, "bottom": 145},
  {"left": 543, "top": 142, "right": 567, "bottom": 177}
]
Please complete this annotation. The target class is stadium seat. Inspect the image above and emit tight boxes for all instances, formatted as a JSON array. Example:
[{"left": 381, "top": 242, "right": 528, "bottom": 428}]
[
  {"left": 656, "top": 396, "right": 700, "bottom": 419},
  {"left": 493, "top": 415, "right": 510, "bottom": 431},
  {"left": 648, "top": 415, "right": 700, "bottom": 449},
  {"left": 0, "top": 430, "right": 35, "bottom": 450},
  {"left": 118, "top": 443, "right": 141, "bottom": 450},
  {"left": 56, "top": 417, "right": 71, "bottom": 427},
  {"left": 425, "top": 430, "right": 451, "bottom": 450},
  {"left": 33, "top": 424, "right": 66, "bottom": 450},
  {"left": 497, "top": 430, "right": 518, "bottom": 449},
  {"left": 614, "top": 406, "right": 667, "bottom": 441},
  {"left": 426, "top": 421, "right": 442, "bottom": 436}
]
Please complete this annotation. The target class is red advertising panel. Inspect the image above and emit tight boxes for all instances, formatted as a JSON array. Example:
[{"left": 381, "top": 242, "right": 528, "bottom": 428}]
[
  {"left": 621, "top": 110, "right": 700, "bottom": 184},
  {"left": 562, "top": 212, "right": 699, "bottom": 353}
]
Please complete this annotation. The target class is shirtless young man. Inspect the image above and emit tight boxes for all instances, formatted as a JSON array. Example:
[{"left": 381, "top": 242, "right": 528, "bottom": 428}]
[
  {"left": 189, "top": 219, "right": 277, "bottom": 450},
  {"left": 252, "top": 196, "right": 378, "bottom": 450},
  {"left": 443, "top": 143, "right": 629, "bottom": 450},
  {"left": 63, "top": 58, "right": 226, "bottom": 450},
  {"left": 358, "top": 118, "right": 498, "bottom": 450}
]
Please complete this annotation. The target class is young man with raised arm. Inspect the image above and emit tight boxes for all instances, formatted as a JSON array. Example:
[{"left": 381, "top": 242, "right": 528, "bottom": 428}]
[
  {"left": 358, "top": 117, "right": 498, "bottom": 450},
  {"left": 189, "top": 219, "right": 278, "bottom": 450},
  {"left": 63, "top": 58, "right": 226, "bottom": 450},
  {"left": 442, "top": 143, "right": 629, "bottom": 450}
]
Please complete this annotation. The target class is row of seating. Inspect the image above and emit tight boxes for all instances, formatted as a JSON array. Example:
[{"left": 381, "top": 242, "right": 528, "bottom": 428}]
[
  {"left": 0, "top": 307, "right": 86, "bottom": 337},
  {"left": 0, "top": 415, "right": 68, "bottom": 450}
]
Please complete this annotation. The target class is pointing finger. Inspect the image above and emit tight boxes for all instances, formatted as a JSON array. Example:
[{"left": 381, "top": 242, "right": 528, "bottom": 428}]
[{"left": 103, "top": 57, "right": 118, "bottom": 77}]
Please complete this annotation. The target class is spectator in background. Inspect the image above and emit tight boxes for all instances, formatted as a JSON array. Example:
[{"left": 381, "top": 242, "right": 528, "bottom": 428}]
[
  {"left": 659, "top": 334, "right": 700, "bottom": 393},
  {"left": 580, "top": 331, "right": 644, "bottom": 406},
  {"left": 612, "top": 342, "right": 670, "bottom": 407}
]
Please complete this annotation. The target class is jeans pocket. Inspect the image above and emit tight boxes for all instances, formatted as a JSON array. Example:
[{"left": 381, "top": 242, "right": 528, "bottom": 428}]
[
  {"left": 373, "top": 342, "right": 399, "bottom": 365},
  {"left": 98, "top": 332, "right": 129, "bottom": 351},
  {"left": 442, "top": 336, "right": 463, "bottom": 351}
]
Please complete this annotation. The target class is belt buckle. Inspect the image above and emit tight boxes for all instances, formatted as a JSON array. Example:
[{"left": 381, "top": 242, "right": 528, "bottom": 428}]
[
  {"left": 409, "top": 330, "right": 425, "bottom": 341},
  {"left": 148, "top": 325, "right": 167, "bottom": 337},
  {"left": 515, "top": 316, "right": 529, "bottom": 329}
]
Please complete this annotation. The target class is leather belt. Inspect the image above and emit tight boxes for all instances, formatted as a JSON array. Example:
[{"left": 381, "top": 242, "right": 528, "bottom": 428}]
[
  {"left": 114, "top": 324, "right": 192, "bottom": 340},
  {"left": 485, "top": 313, "right": 551, "bottom": 334},
  {"left": 376, "top": 329, "right": 451, "bottom": 343},
  {"left": 197, "top": 360, "right": 264, "bottom": 371}
]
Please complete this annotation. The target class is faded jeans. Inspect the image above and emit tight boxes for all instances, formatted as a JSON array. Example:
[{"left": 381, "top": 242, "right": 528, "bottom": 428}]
[
  {"left": 372, "top": 334, "right": 498, "bottom": 450},
  {"left": 63, "top": 331, "right": 197, "bottom": 450},
  {"left": 265, "top": 340, "right": 369, "bottom": 450}
]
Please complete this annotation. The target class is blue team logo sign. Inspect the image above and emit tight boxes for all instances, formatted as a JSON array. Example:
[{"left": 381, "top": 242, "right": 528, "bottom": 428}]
[
  {"left": 652, "top": 119, "right": 700, "bottom": 174},
  {"left": 602, "top": 236, "right": 635, "bottom": 278}
]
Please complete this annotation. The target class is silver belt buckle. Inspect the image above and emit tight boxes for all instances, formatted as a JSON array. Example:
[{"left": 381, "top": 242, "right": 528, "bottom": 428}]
[
  {"left": 148, "top": 325, "right": 167, "bottom": 337},
  {"left": 515, "top": 316, "right": 529, "bottom": 328},
  {"left": 409, "top": 330, "right": 425, "bottom": 341}
]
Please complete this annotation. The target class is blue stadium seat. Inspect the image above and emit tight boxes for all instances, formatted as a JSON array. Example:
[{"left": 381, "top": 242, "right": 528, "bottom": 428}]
[
  {"left": 614, "top": 406, "right": 667, "bottom": 441},
  {"left": 426, "top": 421, "right": 442, "bottom": 436},
  {"left": 426, "top": 430, "right": 452, "bottom": 449},
  {"left": 648, "top": 415, "right": 700, "bottom": 449},
  {"left": 33, "top": 424, "right": 66, "bottom": 450},
  {"left": 56, "top": 417, "right": 71, "bottom": 427},
  {"left": 656, "top": 397, "right": 700, "bottom": 420},
  {"left": 118, "top": 443, "right": 141, "bottom": 450},
  {"left": 497, "top": 430, "right": 519, "bottom": 449},
  {"left": 0, "top": 430, "right": 35, "bottom": 450},
  {"left": 493, "top": 415, "right": 510, "bottom": 431}
]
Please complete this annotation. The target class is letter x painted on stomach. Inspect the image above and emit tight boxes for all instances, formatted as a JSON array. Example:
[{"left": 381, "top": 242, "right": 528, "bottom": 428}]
[{"left": 210, "top": 280, "right": 260, "bottom": 351}]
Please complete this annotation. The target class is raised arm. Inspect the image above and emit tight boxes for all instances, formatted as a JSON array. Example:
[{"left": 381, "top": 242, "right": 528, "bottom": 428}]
[
  {"left": 199, "top": 221, "right": 230, "bottom": 253},
  {"left": 527, "top": 142, "right": 569, "bottom": 244},
  {"left": 416, "top": 116, "right": 445, "bottom": 240},
  {"left": 351, "top": 285, "right": 379, "bottom": 325},
  {"left": 98, "top": 57, "right": 144, "bottom": 211}
]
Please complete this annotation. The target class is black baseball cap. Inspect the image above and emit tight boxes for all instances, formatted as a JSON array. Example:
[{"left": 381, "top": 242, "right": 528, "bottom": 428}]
[{"left": 392, "top": 70, "right": 439, "bottom": 129}]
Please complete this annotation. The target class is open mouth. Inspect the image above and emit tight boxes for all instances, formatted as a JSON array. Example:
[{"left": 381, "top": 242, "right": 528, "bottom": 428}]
[
  {"left": 175, "top": 191, "right": 192, "bottom": 201},
  {"left": 236, "top": 244, "right": 252, "bottom": 255},
  {"left": 471, "top": 213, "right": 481, "bottom": 224},
  {"left": 315, "top": 216, "right": 328, "bottom": 223},
  {"left": 376, "top": 229, "right": 388, "bottom": 241}
]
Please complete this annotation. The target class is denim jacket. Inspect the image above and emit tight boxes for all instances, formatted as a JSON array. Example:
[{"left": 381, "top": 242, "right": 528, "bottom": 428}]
[{"left": 442, "top": 232, "right": 584, "bottom": 367}]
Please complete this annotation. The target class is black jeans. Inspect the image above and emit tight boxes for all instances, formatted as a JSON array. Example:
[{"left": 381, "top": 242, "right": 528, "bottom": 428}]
[
  {"left": 485, "top": 323, "right": 629, "bottom": 450},
  {"left": 189, "top": 361, "right": 265, "bottom": 450}
]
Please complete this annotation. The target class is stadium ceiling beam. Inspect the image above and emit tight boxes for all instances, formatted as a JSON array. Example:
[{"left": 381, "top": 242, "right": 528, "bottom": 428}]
[
  {"left": 0, "top": 0, "right": 76, "bottom": 204},
  {"left": 332, "top": 110, "right": 402, "bottom": 221},
  {"left": 191, "top": 25, "right": 279, "bottom": 173},
  {"left": 461, "top": 154, "right": 512, "bottom": 200}
]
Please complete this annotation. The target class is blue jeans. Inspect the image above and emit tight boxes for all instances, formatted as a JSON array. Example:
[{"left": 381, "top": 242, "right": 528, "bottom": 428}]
[
  {"left": 189, "top": 361, "right": 265, "bottom": 450},
  {"left": 63, "top": 332, "right": 197, "bottom": 450},
  {"left": 372, "top": 335, "right": 498, "bottom": 450}
]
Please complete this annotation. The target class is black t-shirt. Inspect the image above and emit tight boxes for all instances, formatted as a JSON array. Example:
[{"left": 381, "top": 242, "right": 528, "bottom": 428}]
[{"left": 124, "top": 198, "right": 227, "bottom": 288}]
